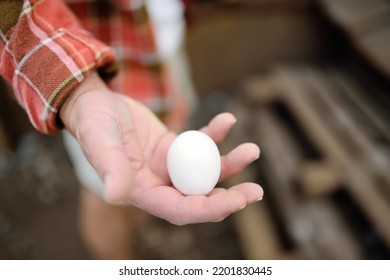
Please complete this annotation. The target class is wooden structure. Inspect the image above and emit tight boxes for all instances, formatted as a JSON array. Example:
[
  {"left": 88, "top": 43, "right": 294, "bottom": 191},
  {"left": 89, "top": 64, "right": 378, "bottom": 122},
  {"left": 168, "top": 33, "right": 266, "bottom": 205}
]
[
  {"left": 215, "top": 0, "right": 390, "bottom": 260},
  {"left": 223, "top": 64, "right": 390, "bottom": 259}
]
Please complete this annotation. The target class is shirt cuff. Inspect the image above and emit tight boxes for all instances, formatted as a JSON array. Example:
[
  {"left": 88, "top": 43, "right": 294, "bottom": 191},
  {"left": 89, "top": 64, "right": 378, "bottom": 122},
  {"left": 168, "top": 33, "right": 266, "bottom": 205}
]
[{"left": 0, "top": 0, "right": 117, "bottom": 134}]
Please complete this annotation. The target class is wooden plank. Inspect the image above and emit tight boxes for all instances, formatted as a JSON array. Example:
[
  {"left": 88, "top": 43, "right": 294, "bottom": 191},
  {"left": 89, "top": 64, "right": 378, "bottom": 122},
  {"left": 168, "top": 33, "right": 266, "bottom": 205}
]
[
  {"left": 271, "top": 67, "right": 390, "bottom": 247},
  {"left": 296, "top": 161, "right": 341, "bottom": 197},
  {"left": 223, "top": 100, "right": 293, "bottom": 259},
  {"left": 253, "top": 104, "right": 360, "bottom": 259},
  {"left": 235, "top": 70, "right": 383, "bottom": 259},
  {"left": 243, "top": 72, "right": 344, "bottom": 197},
  {"left": 233, "top": 199, "right": 287, "bottom": 259},
  {"left": 254, "top": 109, "right": 303, "bottom": 219},
  {"left": 242, "top": 75, "right": 280, "bottom": 104},
  {"left": 319, "top": 0, "right": 390, "bottom": 36},
  {"left": 327, "top": 70, "right": 390, "bottom": 144},
  {"left": 253, "top": 109, "right": 328, "bottom": 259},
  {"left": 224, "top": 99, "right": 303, "bottom": 259},
  {"left": 221, "top": 113, "right": 293, "bottom": 260},
  {"left": 356, "top": 29, "right": 390, "bottom": 79},
  {"left": 290, "top": 199, "right": 363, "bottom": 259},
  {"left": 234, "top": 199, "right": 306, "bottom": 260},
  {"left": 301, "top": 68, "right": 390, "bottom": 194}
]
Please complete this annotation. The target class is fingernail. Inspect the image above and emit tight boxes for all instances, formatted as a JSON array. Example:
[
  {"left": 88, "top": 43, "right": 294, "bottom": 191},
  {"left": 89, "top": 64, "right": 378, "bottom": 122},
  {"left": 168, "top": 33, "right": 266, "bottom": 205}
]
[
  {"left": 217, "top": 213, "right": 230, "bottom": 222},
  {"left": 239, "top": 204, "right": 247, "bottom": 210},
  {"left": 225, "top": 113, "right": 237, "bottom": 126},
  {"left": 249, "top": 144, "right": 260, "bottom": 162},
  {"left": 257, "top": 196, "right": 263, "bottom": 201},
  {"left": 226, "top": 119, "right": 237, "bottom": 131}
]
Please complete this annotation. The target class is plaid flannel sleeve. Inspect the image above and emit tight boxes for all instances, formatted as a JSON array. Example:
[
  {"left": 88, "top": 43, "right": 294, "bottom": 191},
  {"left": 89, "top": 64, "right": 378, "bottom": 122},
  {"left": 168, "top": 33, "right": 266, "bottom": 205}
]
[{"left": 0, "top": 0, "right": 117, "bottom": 134}]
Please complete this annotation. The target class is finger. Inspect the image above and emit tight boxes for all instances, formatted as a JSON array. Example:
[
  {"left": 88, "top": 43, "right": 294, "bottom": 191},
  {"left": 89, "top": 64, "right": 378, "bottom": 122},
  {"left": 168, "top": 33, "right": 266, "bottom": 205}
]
[
  {"left": 136, "top": 186, "right": 248, "bottom": 225},
  {"left": 228, "top": 182, "right": 264, "bottom": 204},
  {"left": 208, "top": 183, "right": 263, "bottom": 204},
  {"left": 200, "top": 112, "right": 237, "bottom": 144},
  {"left": 206, "top": 187, "right": 227, "bottom": 196},
  {"left": 219, "top": 142, "right": 260, "bottom": 182},
  {"left": 77, "top": 113, "right": 143, "bottom": 203},
  {"left": 149, "top": 130, "right": 177, "bottom": 181}
]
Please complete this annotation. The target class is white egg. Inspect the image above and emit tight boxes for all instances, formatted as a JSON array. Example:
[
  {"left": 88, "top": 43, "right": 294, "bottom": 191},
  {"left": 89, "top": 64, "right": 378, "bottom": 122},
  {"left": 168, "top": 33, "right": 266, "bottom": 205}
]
[{"left": 167, "top": 130, "right": 221, "bottom": 196}]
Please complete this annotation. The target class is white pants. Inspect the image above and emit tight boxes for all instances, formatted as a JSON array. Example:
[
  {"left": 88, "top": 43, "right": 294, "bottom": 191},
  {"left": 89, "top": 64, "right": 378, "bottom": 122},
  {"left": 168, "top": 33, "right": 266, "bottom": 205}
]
[{"left": 63, "top": 129, "right": 105, "bottom": 196}]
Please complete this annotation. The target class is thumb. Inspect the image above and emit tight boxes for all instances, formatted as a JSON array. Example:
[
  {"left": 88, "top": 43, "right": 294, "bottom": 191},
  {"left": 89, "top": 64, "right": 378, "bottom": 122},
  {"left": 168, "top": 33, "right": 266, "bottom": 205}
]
[{"left": 77, "top": 112, "right": 144, "bottom": 203}]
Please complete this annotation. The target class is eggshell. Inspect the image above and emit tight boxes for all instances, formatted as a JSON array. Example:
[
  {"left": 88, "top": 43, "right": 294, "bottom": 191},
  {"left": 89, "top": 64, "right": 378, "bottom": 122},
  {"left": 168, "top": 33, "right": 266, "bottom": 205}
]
[{"left": 167, "top": 130, "right": 221, "bottom": 196}]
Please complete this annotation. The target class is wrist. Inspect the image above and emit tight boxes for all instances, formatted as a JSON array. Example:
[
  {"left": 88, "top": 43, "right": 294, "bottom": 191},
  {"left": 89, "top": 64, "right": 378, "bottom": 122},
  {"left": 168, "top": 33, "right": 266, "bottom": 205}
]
[{"left": 59, "top": 71, "right": 108, "bottom": 130}]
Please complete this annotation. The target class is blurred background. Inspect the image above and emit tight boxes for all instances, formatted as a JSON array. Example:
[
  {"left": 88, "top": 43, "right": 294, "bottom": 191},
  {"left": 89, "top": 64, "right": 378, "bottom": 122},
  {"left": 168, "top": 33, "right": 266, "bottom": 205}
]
[{"left": 1, "top": 0, "right": 390, "bottom": 259}]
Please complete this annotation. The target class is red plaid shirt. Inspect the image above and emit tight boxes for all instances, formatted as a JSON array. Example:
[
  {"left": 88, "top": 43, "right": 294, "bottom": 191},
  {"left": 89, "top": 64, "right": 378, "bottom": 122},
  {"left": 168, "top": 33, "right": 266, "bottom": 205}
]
[{"left": 0, "top": 0, "right": 183, "bottom": 134}]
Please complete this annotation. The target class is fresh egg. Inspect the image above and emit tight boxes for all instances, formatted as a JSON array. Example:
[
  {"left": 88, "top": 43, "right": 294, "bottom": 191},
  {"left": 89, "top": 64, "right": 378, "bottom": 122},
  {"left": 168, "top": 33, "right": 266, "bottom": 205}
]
[{"left": 167, "top": 130, "right": 221, "bottom": 196}]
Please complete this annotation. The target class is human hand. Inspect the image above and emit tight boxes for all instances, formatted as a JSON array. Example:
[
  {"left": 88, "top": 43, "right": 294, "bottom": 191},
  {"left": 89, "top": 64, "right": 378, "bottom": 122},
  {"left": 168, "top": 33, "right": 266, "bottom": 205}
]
[{"left": 60, "top": 72, "right": 263, "bottom": 225}]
